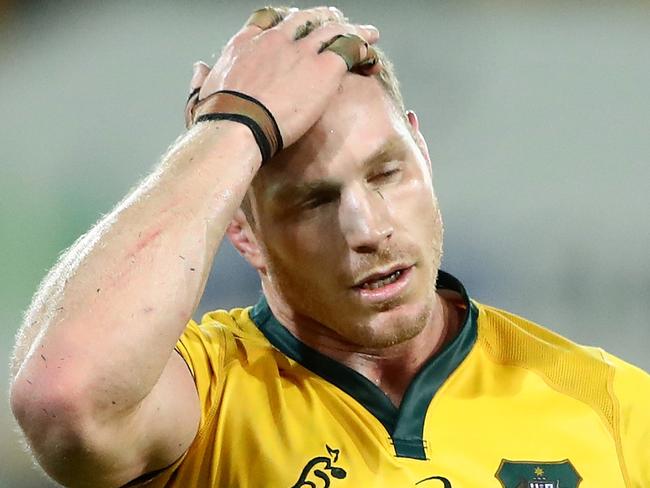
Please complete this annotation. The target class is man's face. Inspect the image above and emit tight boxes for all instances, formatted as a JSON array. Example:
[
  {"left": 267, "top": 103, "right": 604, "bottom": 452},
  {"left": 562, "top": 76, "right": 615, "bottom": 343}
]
[{"left": 249, "top": 75, "right": 443, "bottom": 349}]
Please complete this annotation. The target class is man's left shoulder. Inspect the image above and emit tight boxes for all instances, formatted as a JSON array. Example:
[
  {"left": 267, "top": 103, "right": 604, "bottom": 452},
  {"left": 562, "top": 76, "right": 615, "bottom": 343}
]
[
  {"left": 474, "top": 300, "right": 650, "bottom": 403},
  {"left": 472, "top": 301, "right": 608, "bottom": 364},
  {"left": 472, "top": 301, "right": 649, "bottom": 482}
]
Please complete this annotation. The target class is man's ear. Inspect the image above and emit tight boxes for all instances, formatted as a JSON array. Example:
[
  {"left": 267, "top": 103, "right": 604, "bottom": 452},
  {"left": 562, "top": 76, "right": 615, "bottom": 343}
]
[
  {"left": 226, "top": 208, "right": 267, "bottom": 274},
  {"left": 406, "top": 110, "right": 432, "bottom": 170}
]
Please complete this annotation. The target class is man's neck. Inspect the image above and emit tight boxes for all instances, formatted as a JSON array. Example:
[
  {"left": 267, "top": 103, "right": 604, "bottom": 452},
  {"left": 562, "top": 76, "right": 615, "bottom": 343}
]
[{"left": 262, "top": 286, "right": 466, "bottom": 407}]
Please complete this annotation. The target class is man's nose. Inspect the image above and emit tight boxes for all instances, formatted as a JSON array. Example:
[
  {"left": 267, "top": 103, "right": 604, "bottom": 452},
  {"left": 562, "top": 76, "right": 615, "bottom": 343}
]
[{"left": 339, "top": 187, "right": 393, "bottom": 253}]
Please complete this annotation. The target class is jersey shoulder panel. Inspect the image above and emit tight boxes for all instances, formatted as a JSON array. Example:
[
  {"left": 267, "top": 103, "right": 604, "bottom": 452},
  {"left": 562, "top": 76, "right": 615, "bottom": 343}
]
[
  {"left": 174, "top": 307, "right": 266, "bottom": 425},
  {"left": 474, "top": 303, "right": 616, "bottom": 433}
]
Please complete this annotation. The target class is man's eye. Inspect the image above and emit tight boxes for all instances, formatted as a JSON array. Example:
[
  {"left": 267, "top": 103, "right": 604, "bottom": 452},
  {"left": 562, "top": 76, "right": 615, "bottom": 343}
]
[
  {"left": 369, "top": 168, "right": 401, "bottom": 183},
  {"left": 304, "top": 199, "right": 324, "bottom": 209},
  {"left": 303, "top": 195, "right": 334, "bottom": 210}
]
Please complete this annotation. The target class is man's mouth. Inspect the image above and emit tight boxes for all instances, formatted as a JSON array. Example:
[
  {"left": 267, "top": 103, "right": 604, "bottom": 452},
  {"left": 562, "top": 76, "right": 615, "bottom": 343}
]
[
  {"left": 352, "top": 264, "right": 414, "bottom": 301},
  {"left": 359, "top": 269, "right": 404, "bottom": 290},
  {"left": 352, "top": 264, "right": 414, "bottom": 302}
]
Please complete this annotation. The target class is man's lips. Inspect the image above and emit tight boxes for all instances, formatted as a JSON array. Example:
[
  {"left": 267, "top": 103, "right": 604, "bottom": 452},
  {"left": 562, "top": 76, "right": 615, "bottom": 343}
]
[
  {"left": 352, "top": 263, "right": 413, "bottom": 289},
  {"left": 352, "top": 264, "right": 414, "bottom": 303}
]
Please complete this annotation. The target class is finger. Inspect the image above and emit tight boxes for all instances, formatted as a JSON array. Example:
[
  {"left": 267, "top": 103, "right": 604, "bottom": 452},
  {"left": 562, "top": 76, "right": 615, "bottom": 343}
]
[
  {"left": 305, "top": 24, "right": 380, "bottom": 72},
  {"left": 353, "top": 45, "right": 381, "bottom": 74},
  {"left": 303, "top": 22, "right": 380, "bottom": 48},
  {"left": 245, "top": 6, "right": 295, "bottom": 31},
  {"left": 319, "top": 34, "right": 369, "bottom": 71},
  {"left": 275, "top": 6, "right": 345, "bottom": 37},
  {"left": 227, "top": 6, "right": 297, "bottom": 48}
]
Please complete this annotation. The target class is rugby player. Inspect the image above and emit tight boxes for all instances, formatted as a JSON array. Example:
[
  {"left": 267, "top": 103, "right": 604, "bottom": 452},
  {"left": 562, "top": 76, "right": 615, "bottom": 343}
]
[{"left": 9, "top": 6, "right": 649, "bottom": 487}]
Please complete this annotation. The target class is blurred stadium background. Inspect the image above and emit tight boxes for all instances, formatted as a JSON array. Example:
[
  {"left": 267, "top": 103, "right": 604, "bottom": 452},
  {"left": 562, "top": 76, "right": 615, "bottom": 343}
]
[{"left": 1, "top": 1, "right": 649, "bottom": 486}]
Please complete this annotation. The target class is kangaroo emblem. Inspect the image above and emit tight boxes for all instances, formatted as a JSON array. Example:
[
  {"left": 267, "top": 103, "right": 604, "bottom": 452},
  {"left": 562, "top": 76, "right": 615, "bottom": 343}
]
[{"left": 291, "top": 444, "right": 347, "bottom": 488}]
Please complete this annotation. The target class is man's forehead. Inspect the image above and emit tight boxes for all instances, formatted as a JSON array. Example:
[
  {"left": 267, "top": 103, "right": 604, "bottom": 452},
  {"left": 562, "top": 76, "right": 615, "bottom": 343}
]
[
  {"left": 268, "top": 80, "right": 404, "bottom": 165},
  {"left": 318, "top": 74, "right": 402, "bottom": 143},
  {"left": 266, "top": 133, "right": 410, "bottom": 201}
]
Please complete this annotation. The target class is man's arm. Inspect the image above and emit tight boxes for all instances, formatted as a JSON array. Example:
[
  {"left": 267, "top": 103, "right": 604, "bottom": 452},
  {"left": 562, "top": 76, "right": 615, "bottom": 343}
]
[
  {"left": 8, "top": 7, "right": 379, "bottom": 487},
  {"left": 9, "top": 121, "right": 258, "bottom": 487}
]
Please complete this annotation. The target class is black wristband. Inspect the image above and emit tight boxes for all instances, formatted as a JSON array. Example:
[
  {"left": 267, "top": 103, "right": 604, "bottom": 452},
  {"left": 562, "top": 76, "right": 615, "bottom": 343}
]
[
  {"left": 217, "top": 90, "right": 283, "bottom": 156},
  {"left": 190, "top": 90, "right": 283, "bottom": 165},
  {"left": 196, "top": 112, "right": 272, "bottom": 163}
]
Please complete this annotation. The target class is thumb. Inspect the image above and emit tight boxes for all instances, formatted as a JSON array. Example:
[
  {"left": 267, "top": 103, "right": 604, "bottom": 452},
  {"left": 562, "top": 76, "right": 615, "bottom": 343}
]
[
  {"left": 189, "top": 61, "right": 211, "bottom": 94},
  {"left": 185, "top": 61, "right": 211, "bottom": 128}
]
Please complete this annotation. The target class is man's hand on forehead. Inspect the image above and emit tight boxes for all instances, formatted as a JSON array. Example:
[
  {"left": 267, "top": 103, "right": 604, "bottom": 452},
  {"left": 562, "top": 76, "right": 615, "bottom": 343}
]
[{"left": 184, "top": 6, "right": 381, "bottom": 164}]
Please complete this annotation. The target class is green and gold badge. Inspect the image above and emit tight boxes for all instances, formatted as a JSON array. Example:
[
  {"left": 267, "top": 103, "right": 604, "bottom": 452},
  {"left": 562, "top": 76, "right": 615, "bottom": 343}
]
[{"left": 495, "top": 459, "right": 582, "bottom": 488}]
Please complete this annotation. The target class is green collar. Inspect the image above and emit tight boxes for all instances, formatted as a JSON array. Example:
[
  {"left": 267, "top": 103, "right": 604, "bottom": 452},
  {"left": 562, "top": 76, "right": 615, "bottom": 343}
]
[{"left": 250, "top": 270, "right": 478, "bottom": 460}]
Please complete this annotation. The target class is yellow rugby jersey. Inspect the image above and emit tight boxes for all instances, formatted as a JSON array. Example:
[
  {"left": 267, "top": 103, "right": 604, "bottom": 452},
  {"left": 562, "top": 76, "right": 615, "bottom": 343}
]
[{"left": 143, "top": 272, "right": 650, "bottom": 487}]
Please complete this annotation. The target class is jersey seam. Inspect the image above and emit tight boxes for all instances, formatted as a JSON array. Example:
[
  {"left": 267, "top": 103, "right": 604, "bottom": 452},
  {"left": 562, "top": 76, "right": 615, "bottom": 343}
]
[{"left": 604, "top": 352, "right": 633, "bottom": 487}]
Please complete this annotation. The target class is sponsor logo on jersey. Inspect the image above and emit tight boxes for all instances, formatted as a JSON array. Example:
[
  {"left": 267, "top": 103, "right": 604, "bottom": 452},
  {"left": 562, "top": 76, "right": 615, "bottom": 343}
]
[
  {"left": 291, "top": 444, "right": 347, "bottom": 488},
  {"left": 495, "top": 459, "right": 582, "bottom": 488}
]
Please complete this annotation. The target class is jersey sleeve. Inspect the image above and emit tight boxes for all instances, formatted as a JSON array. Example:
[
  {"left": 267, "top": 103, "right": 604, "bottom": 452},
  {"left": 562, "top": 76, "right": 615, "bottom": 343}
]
[
  {"left": 174, "top": 314, "right": 230, "bottom": 427},
  {"left": 131, "top": 313, "right": 238, "bottom": 487},
  {"left": 606, "top": 352, "right": 650, "bottom": 486}
]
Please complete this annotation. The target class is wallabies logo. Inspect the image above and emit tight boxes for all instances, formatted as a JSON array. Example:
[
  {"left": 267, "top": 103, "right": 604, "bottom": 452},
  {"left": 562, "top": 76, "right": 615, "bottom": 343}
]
[
  {"left": 495, "top": 459, "right": 582, "bottom": 488},
  {"left": 291, "top": 445, "right": 347, "bottom": 488}
]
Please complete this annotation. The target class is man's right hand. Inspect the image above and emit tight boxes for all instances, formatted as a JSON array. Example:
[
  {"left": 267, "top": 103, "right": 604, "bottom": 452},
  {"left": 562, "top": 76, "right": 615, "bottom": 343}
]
[{"left": 189, "top": 6, "right": 380, "bottom": 148}]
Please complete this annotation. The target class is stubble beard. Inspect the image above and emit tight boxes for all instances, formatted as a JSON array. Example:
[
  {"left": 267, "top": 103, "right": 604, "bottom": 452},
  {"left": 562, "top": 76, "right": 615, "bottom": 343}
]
[
  {"left": 370, "top": 232, "right": 443, "bottom": 348},
  {"left": 263, "top": 226, "right": 444, "bottom": 350},
  {"left": 360, "top": 254, "right": 441, "bottom": 349},
  {"left": 265, "top": 254, "right": 442, "bottom": 351}
]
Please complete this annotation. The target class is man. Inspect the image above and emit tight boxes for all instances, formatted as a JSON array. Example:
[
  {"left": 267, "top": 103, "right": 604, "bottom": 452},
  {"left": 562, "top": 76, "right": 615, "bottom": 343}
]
[{"left": 8, "top": 5, "right": 649, "bottom": 488}]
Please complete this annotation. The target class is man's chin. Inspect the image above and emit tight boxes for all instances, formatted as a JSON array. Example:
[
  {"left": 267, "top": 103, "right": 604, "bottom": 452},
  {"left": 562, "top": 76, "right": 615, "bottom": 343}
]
[{"left": 346, "top": 301, "right": 432, "bottom": 349}]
